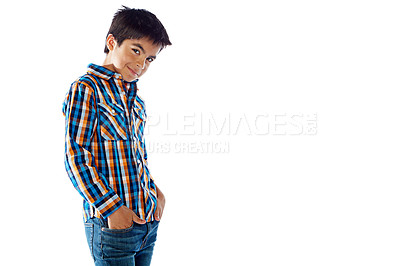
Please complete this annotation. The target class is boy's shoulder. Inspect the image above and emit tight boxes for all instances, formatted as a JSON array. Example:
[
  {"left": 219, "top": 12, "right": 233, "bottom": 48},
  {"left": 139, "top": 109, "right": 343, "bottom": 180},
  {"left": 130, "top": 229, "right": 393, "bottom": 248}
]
[
  {"left": 72, "top": 73, "right": 99, "bottom": 90},
  {"left": 71, "top": 64, "right": 115, "bottom": 90},
  {"left": 73, "top": 76, "right": 95, "bottom": 91},
  {"left": 63, "top": 70, "right": 99, "bottom": 116}
]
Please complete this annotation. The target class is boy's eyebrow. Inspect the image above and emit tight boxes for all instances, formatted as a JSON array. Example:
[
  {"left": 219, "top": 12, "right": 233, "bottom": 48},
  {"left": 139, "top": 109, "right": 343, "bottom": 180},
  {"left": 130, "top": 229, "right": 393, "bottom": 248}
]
[{"left": 132, "top": 43, "right": 157, "bottom": 59}]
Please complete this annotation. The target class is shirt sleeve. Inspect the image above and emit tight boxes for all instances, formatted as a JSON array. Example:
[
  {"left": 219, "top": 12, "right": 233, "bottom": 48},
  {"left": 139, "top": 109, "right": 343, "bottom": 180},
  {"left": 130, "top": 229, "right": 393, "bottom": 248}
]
[{"left": 63, "top": 81, "right": 123, "bottom": 219}]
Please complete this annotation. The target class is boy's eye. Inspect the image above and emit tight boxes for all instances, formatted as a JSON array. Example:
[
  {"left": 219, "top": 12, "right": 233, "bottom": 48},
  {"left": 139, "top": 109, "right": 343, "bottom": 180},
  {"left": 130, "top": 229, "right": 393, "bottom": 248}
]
[
  {"left": 147, "top": 58, "right": 154, "bottom": 63},
  {"left": 132, "top": 49, "right": 140, "bottom": 55}
]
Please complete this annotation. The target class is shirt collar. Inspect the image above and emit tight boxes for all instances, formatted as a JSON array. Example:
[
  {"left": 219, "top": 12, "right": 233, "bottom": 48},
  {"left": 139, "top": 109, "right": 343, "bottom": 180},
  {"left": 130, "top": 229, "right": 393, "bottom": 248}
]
[{"left": 87, "top": 63, "right": 139, "bottom": 84}]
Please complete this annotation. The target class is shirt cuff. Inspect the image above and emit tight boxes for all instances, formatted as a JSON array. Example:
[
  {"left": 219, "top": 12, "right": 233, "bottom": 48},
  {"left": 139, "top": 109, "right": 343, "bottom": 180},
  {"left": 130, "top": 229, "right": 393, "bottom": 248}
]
[{"left": 92, "top": 191, "right": 123, "bottom": 219}]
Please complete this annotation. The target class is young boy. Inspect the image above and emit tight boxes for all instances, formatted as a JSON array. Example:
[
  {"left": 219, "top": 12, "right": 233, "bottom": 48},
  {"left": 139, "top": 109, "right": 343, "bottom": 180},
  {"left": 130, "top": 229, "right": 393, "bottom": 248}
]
[{"left": 62, "top": 7, "right": 171, "bottom": 265}]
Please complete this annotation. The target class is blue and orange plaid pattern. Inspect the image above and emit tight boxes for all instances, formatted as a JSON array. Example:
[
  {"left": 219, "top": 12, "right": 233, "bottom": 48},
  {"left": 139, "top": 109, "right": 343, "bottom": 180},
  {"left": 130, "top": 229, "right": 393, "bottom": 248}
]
[{"left": 63, "top": 64, "right": 157, "bottom": 222}]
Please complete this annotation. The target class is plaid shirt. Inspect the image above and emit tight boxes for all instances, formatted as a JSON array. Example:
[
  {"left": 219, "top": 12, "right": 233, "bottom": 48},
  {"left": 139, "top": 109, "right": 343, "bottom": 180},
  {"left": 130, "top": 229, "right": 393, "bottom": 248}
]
[{"left": 63, "top": 64, "right": 157, "bottom": 222}]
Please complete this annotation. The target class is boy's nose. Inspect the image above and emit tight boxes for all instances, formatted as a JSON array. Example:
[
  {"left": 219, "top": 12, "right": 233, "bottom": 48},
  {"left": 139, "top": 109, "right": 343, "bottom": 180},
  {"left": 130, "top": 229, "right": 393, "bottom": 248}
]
[{"left": 137, "top": 59, "right": 146, "bottom": 69}]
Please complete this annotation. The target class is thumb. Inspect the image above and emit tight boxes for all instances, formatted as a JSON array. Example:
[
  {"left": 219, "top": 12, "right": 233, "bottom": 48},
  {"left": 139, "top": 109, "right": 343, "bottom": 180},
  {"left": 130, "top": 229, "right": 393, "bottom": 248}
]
[{"left": 132, "top": 212, "right": 146, "bottom": 224}]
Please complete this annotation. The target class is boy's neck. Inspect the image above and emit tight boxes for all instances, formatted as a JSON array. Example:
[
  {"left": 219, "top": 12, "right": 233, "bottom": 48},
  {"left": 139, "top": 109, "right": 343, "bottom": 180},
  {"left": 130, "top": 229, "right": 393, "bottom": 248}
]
[{"left": 102, "top": 55, "right": 117, "bottom": 73}]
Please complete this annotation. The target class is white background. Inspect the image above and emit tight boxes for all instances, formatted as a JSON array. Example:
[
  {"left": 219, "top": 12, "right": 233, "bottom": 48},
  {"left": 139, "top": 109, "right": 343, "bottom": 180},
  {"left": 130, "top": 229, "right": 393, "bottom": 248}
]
[{"left": 1, "top": 0, "right": 399, "bottom": 265}]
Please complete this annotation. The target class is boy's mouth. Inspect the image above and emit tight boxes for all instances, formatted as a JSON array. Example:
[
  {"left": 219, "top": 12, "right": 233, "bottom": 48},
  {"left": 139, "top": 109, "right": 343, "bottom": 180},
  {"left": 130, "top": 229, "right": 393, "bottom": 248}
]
[{"left": 127, "top": 66, "right": 139, "bottom": 77}]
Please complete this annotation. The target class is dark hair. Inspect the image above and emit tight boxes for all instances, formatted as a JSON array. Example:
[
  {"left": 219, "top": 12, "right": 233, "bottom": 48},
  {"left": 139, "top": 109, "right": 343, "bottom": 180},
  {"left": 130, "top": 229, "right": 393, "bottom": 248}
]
[{"left": 104, "top": 6, "right": 172, "bottom": 53}]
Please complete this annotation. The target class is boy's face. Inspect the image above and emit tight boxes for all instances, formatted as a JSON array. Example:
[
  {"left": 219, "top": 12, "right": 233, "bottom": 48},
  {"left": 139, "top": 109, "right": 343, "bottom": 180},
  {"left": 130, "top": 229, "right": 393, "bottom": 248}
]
[{"left": 104, "top": 35, "right": 161, "bottom": 82}]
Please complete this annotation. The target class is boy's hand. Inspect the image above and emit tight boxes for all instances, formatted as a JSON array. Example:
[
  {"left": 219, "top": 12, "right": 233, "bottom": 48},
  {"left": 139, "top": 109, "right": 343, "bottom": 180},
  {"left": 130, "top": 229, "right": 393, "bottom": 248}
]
[
  {"left": 107, "top": 205, "right": 146, "bottom": 229},
  {"left": 155, "top": 191, "right": 165, "bottom": 221}
]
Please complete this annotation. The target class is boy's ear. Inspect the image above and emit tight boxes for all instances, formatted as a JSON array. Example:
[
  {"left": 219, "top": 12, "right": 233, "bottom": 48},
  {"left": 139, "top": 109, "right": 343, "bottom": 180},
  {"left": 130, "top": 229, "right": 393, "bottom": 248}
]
[{"left": 106, "top": 34, "right": 117, "bottom": 51}]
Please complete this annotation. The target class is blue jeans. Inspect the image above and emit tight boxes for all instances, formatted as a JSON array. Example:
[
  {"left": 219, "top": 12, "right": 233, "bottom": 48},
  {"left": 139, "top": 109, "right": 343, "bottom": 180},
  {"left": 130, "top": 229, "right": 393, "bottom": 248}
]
[{"left": 84, "top": 217, "right": 160, "bottom": 266}]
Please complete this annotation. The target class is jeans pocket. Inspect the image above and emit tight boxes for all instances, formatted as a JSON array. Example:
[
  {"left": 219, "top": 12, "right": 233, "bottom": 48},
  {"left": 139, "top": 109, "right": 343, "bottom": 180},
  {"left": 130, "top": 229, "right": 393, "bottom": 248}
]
[
  {"left": 100, "top": 223, "right": 142, "bottom": 259},
  {"left": 84, "top": 222, "right": 94, "bottom": 260},
  {"left": 101, "top": 222, "right": 135, "bottom": 233}
]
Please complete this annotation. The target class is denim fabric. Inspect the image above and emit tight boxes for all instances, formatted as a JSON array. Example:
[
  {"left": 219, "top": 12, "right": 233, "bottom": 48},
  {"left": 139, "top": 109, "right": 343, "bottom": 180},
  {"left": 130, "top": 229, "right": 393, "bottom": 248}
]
[{"left": 84, "top": 217, "right": 159, "bottom": 266}]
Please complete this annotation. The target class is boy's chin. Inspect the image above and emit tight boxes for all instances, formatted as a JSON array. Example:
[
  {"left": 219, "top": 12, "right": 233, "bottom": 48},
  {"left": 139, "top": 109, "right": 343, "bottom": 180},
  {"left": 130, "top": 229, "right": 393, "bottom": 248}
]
[{"left": 123, "top": 73, "right": 140, "bottom": 82}]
